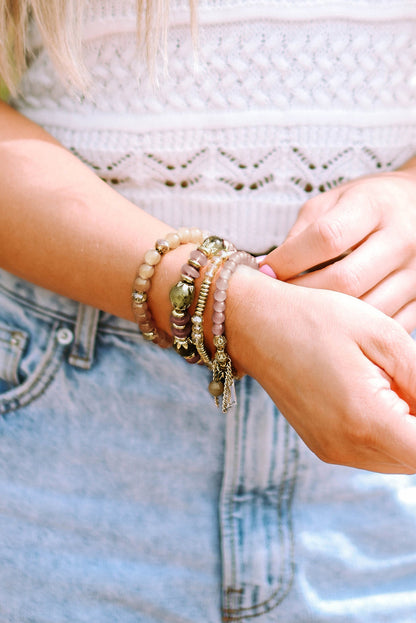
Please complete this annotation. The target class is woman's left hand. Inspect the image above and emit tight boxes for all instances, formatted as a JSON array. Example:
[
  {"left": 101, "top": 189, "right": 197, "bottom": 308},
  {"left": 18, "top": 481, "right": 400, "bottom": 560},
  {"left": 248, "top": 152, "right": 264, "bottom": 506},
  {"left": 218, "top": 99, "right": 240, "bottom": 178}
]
[{"left": 262, "top": 162, "right": 416, "bottom": 332}]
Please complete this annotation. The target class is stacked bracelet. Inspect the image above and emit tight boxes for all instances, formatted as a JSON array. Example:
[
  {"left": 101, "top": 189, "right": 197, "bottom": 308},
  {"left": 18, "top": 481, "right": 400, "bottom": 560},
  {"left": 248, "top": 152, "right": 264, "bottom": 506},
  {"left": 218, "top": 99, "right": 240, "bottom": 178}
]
[
  {"left": 132, "top": 227, "right": 205, "bottom": 348},
  {"left": 210, "top": 250, "right": 259, "bottom": 412},
  {"left": 191, "top": 250, "right": 233, "bottom": 368},
  {"left": 169, "top": 236, "right": 236, "bottom": 363}
]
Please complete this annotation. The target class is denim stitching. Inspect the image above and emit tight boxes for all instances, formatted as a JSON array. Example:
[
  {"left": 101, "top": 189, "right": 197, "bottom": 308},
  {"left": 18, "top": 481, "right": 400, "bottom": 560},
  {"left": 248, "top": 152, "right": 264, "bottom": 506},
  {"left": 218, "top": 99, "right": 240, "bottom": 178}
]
[
  {"left": 0, "top": 282, "right": 139, "bottom": 340},
  {"left": 223, "top": 430, "right": 299, "bottom": 620},
  {"left": 68, "top": 305, "right": 100, "bottom": 369},
  {"left": 221, "top": 377, "right": 299, "bottom": 622},
  {"left": 0, "top": 323, "right": 70, "bottom": 417}
]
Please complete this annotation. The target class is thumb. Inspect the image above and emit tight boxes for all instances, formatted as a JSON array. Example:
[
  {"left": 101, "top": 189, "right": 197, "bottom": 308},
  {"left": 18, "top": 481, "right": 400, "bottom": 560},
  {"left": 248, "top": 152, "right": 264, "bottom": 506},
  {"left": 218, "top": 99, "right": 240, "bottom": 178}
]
[{"left": 364, "top": 317, "right": 416, "bottom": 408}]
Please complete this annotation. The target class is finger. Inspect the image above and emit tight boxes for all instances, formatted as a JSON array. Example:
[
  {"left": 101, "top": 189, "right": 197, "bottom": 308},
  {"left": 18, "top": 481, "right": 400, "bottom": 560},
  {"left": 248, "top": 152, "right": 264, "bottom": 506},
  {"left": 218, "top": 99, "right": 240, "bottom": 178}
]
[
  {"left": 349, "top": 365, "right": 416, "bottom": 472},
  {"left": 362, "top": 317, "right": 416, "bottom": 426},
  {"left": 263, "top": 190, "right": 379, "bottom": 281},
  {"left": 362, "top": 268, "right": 416, "bottom": 318},
  {"left": 285, "top": 189, "right": 340, "bottom": 240},
  {"left": 393, "top": 300, "right": 416, "bottom": 334},
  {"left": 287, "top": 229, "right": 406, "bottom": 298}
]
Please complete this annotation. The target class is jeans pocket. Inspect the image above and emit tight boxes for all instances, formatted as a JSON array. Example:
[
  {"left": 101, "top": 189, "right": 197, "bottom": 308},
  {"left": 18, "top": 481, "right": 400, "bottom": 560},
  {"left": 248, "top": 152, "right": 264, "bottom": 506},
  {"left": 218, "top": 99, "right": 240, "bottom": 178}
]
[
  {"left": 0, "top": 322, "right": 29, "bottom": 392},
  {"left": 0, "top": 317, "right": 74, "bottom": 417}
]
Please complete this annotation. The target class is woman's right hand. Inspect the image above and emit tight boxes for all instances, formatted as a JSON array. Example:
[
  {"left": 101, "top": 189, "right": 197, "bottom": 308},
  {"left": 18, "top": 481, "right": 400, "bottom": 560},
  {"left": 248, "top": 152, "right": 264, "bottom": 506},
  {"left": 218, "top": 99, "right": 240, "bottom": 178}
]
[{"left": 226, "top": 267, "right": 416, "bottom": 474}]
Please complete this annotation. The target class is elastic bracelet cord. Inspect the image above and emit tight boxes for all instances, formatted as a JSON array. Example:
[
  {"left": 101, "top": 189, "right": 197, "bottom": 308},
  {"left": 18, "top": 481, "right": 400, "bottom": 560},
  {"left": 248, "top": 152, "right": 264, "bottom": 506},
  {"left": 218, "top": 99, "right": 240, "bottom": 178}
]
[
  {"left": 131, "top": 227, "right": 205, "bottom": 348},
  {"left": 210, "top": 250, "right": 259, "bottom": 412},
  {"left": 169, "top": 236, "right": 236, "bottom": 363}
]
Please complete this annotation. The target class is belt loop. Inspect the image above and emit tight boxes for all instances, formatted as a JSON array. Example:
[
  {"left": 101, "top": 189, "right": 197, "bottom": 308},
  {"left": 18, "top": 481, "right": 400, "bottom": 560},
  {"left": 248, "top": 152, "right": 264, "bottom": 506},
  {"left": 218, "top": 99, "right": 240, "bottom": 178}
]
[{"left": 68, "top": 303, "right": 100, "bottom": 370}]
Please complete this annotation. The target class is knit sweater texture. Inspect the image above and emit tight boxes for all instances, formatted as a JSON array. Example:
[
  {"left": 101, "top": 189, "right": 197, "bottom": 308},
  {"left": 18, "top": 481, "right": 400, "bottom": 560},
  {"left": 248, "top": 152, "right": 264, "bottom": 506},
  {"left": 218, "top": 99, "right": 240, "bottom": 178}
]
[{"left": 13, "top": 0, "right": 416, "bottom": 252}]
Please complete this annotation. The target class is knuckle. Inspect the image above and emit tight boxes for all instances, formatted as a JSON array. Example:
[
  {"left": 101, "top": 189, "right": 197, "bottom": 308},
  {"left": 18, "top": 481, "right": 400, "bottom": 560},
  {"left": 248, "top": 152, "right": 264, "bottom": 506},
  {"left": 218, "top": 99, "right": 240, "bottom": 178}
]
[
  {"left": 315, "top": 218, "right": 345, "bottom": 256},
  {"left": 330, "top": 263, "right": 362, "bottom": 297}
]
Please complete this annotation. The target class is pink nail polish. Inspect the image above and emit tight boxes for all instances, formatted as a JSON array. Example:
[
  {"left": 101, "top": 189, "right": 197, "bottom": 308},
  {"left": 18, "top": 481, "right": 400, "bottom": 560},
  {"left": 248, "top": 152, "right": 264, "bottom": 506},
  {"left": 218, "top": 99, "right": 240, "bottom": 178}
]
[{"left": 259, "top": 264, "right": 277, "bottom": 279}]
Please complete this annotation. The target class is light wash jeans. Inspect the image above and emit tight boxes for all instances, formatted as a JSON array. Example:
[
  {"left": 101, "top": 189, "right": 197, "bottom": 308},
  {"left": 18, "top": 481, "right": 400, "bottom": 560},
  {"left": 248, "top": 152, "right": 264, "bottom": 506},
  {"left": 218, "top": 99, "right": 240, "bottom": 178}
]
[{"left": 1, "top": 267, "right": 416, "bottom": 623}]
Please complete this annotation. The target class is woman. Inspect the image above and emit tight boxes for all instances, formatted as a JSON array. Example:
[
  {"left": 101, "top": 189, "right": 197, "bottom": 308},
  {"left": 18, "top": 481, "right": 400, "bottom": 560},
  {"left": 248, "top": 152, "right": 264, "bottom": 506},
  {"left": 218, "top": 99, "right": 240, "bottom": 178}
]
[{"left": 1, "top": 1, "right": 416, "bottom": 621}]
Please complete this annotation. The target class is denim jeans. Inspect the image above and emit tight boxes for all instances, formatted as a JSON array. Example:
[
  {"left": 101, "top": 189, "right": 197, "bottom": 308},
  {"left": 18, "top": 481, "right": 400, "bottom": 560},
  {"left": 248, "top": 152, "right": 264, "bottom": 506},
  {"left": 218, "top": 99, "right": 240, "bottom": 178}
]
[{"left": 1, "top": 267, "right": 416, "bottom": 623}]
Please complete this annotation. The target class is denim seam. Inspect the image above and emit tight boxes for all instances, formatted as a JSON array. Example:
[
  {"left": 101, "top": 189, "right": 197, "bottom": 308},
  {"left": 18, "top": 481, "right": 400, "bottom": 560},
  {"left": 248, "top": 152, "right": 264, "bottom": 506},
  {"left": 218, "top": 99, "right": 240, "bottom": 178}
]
[
  {"left": 221, "top": 378, "right": 299, "bottom": 622},
  {"left": 223, "top": 429, "right": 299, "bottom": 621},
  {"left": 0, "top": 322, "right": 69, "bottom": 416},
  {"left": 68, "top": 305, "right": 100, "bottom": 369}
]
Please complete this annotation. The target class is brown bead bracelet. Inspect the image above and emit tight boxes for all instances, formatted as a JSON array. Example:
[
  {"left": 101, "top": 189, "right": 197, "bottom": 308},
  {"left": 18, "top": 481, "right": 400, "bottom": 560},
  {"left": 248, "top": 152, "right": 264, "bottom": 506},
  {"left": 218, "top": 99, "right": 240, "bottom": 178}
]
[{"left": 131, "top": 227, "right": 205, "bottom": 347}]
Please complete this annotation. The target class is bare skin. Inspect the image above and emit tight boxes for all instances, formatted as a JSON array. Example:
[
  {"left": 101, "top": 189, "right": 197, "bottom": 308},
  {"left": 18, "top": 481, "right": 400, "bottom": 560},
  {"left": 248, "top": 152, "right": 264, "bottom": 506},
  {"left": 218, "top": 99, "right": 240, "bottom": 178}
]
[
  {"left": 262, "top": 161, "right": 416, "bottom": 332},
  {"left": 2, "top": 100, "right": 416, "bottom": 473}
]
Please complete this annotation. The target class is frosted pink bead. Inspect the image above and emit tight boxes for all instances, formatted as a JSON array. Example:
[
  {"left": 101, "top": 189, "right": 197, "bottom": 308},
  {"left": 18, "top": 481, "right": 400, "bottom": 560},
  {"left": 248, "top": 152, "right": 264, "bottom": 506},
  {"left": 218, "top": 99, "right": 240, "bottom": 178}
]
[
  {"left": 181, "top": 264, "right": 200, "bottom": 280},
  {"left": 225, "top": 261, "right": 237, "bottom": 272},
  {"left": 212, "top": 323, "right": 224, "bottom": 336},
  {"left": 214, "top": 289, "right": 227, "bottom": 302},
  {"left": 213, "top": 311, "right": 225, "bottom": 324},
  {"left": 190, "top": 249, "right": 208, "bottom": 266},
  {"left": 215, "top": 278, "right": 229, "bottom": 291},
  {"left": 213, "top": 300, "right": 226, "bottom": 312},
  {"left": 219, "top": 268, "right": 232, "bottom": 281}
]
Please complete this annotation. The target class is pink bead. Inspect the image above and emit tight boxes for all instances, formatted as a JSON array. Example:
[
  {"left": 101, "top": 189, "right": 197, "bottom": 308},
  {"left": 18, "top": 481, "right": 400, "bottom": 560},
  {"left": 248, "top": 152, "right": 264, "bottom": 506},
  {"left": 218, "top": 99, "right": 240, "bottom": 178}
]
[
  {"left": 190, "top": 249, "right": 208, "bottom": 266},
  {"left": 214, "top": 289, "right": 227, "bottom": 302},
  {"left": 220, "top": 268, "right": 232, "bottom": 281},
  {"left": 213, "top": 300, "right": 226, "bottom": 312},
  {"left": 181, "top": 264, "right": 200, "bottom": 280},
  {"left": 172, "top": 325, "right": 191, "bottom": 338},
  {"left": 213, "top": 311, "right": 225, "bottom": 324},
  {"left": 212, "top": 323, "right": 224, "bottom": 336},
  {"left": 170, "top": 312, "right": 190, "bottom": 326},
  {"left": 215, "top": 278, "right": 229, "bottom": 291}
]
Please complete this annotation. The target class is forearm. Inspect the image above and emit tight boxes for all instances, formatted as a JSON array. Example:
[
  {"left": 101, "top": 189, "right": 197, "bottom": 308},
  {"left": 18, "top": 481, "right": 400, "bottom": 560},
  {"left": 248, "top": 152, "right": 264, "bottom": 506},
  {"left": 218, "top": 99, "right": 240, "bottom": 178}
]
[{"left": 0, "top": 101, "right": 193, "bottom": 326}]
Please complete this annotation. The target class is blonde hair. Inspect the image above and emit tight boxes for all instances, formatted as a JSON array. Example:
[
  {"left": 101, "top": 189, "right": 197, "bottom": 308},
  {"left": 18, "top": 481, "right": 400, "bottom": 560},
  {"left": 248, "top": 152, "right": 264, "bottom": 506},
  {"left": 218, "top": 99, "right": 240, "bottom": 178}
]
[{"left": 0, "top": 0, "right": 197, "bottom": 95}]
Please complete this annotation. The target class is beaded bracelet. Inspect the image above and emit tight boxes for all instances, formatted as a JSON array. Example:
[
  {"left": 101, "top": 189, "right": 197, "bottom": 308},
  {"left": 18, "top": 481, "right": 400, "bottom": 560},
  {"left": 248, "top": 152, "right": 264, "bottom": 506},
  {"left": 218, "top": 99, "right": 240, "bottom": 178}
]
[
  {"left": 191, "top": 249, "right": 233, "bottom": 368},
  {"left": 210, "top": 250, "right": 259, "bottom": 412},
  {"left": 131, "top": 227, "right": 205, "bottom": 348},
  {"left": 169, "top": 236, "right": 236, "bottom": 362}
]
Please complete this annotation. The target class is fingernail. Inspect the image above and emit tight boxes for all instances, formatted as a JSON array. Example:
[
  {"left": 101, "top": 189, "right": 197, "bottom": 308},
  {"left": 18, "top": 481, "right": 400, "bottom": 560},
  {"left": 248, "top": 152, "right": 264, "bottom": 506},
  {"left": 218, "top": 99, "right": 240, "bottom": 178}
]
[{"left": 259, "top": 264, "right": 277, "bottom": 279}]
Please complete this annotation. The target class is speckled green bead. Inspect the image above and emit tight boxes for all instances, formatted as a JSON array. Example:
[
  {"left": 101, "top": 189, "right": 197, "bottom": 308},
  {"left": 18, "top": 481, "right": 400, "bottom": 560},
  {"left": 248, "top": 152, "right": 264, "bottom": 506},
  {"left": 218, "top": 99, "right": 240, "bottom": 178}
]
[
  {"left": 199, "top": 236, "right": 225, "bottom": 257},
  {"left": 169, "top": 280, "right": 195, "bottom": 310}
]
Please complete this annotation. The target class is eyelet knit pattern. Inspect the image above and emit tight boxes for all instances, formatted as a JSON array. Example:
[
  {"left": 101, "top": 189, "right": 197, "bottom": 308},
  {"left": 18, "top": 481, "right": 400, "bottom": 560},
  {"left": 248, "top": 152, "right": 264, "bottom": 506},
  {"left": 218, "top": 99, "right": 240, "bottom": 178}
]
[{"left": 13, "top": 0, "right": 416, "bottom": 253}]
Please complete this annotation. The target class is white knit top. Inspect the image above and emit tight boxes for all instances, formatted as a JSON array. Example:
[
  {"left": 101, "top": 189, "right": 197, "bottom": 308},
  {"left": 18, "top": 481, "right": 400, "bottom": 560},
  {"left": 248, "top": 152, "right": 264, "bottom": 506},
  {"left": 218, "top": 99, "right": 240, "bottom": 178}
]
[{"left": 13, "top": 0, "right": 416, "bottom": 253}]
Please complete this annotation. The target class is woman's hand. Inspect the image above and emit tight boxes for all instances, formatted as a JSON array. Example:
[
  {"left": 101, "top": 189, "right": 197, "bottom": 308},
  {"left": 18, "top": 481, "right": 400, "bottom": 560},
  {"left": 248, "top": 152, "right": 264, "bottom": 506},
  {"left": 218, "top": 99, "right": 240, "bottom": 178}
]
[
  {"left": 261, "top": 165, "right": 416, "bottom": 332},
  {"left": 226, "top": 268, "right": 416, "bottom": 474}
]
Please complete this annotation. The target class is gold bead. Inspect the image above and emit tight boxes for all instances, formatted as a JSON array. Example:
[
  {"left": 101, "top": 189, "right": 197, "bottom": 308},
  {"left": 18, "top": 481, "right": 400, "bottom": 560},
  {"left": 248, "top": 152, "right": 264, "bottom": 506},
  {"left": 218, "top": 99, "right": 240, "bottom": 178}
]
[
  {"left": 155, "top": 239, "right": 170, "bottom": 254},
  {"left": 208, "top": 380, "right": 224, "bottom": 397}
]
